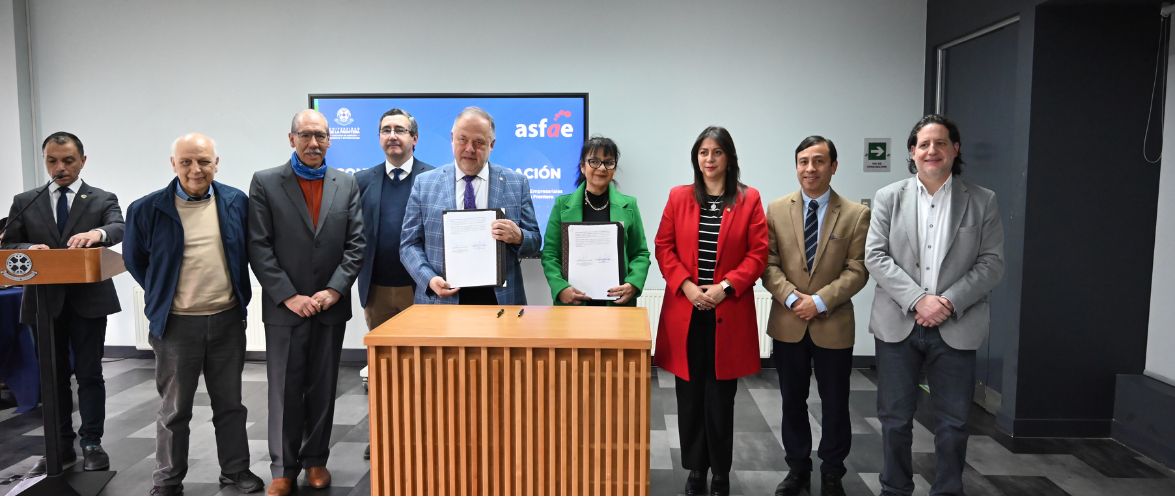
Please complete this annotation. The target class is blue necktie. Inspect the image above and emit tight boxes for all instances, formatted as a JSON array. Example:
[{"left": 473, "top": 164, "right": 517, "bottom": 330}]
[
  {"left": 463, "top": 175, "right": 477, "bottom": 210},
  {"left": 56, "top": 186, "right": 70, "bottom": 234},
  {"left": 392, "top": 168, "right": 404, "bottom": 182},
  {"left": 804, "top": 199, "right": 818, "bottom": 272}
]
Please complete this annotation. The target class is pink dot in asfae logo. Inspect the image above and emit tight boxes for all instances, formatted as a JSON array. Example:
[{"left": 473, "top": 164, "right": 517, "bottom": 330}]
[{"left": 514, "top": 110, "right": 575, "bottom": 138}]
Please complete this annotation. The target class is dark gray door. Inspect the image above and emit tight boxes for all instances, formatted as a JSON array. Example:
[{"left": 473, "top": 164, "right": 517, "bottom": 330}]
[{"left": 939, "top": 20, "right": 1024, "bottom": 411}]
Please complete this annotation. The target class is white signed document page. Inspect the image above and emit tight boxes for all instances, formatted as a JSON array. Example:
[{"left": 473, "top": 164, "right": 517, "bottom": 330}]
[
  {"left": 442, "top": 209, "right": 501, "bottom": 288},
  {"left": 566, "top": 223, "right": 620, "bottom": 301}
]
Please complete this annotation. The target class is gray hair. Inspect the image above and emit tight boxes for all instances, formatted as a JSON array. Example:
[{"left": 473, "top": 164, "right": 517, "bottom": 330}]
[
  {"left": 452, "top": 106, "right": 495, "bottom": 140},
  {"left": 290, "top": 109, "right": 328, "bottom": 133}
]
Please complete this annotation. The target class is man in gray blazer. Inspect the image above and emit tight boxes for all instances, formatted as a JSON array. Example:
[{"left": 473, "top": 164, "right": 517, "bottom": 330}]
[
  {"left": 2, "top": 132, "right": 123, "bottom": 475},
  {"left": 247, "top": 110, "right": 364, "bottom": 496},
  {"left": 865, "top": 114, "right": 1004, "bottom": 495},
  {"left": 400, "top": 107, "right": 540, "bottom": 306}
]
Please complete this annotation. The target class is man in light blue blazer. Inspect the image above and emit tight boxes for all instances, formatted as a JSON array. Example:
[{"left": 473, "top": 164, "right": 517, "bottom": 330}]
[
  {"left": 400, "top": 107, "right": 540, "bottom": 305},
  {"left": 865, "top": 114, "right": 1004, "bottom": 496}
]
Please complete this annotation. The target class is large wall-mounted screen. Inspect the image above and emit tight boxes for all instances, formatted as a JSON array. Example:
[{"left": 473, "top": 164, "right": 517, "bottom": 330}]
[{"left": 310, "top": 93, "right": 588, "bottom": 233}]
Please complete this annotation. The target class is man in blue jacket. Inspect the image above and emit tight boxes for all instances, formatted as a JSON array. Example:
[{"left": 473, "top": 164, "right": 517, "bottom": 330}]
[{"left": 124, "top": 133, "right": 263, "bottom": 496}]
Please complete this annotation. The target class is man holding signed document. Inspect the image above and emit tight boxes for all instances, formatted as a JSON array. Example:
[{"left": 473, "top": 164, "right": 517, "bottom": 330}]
[
  {"left": 540, "top": 136, "right": 650, "bottom": 307},
  {"left": 400, "top": 107, "right": 541, "bottom": 305}
]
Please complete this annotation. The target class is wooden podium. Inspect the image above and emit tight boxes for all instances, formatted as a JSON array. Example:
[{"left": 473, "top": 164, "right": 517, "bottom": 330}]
[
  {"left": 364, "top": 305, "right": 651, "bottom": 496},
  {"left": 0, "top": 248, "right": 124, "bottom": 496}
]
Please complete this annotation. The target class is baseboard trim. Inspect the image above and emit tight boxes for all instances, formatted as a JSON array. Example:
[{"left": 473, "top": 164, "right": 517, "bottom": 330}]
[
  {"left": 102, "top": 346, "right": 370, "bottom": 365},
  {"left": 1113, "top": 374, "right": 1175, "bottom": 468},
  {"left": 995, "top": 415, "right": 1111, "bottom": 438},
  {"left": 103, "top": 345, "right": 152, "bottom": 359},
  {"left": 106, "top": 347, "right": 876, "bottom": 369}
]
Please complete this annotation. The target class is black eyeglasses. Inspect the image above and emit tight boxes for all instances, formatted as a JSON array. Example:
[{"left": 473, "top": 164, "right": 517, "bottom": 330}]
[
  {"left": 585, "top": 158, "right": 617, "bottom": 170},
  {"left": 294, "top": 131, "right": 330, "bottom": 142},
  {"left": 380, "top": 127, "right": 412, "bottom": 137}
]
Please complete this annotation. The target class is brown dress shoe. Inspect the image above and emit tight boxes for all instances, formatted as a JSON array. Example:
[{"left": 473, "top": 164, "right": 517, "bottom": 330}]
[
  {"left": 306, "top": 466, "right": 332, "bottom": 489},
  {"left": 266, "top": 477, "right": 295, "bottom": 496}
]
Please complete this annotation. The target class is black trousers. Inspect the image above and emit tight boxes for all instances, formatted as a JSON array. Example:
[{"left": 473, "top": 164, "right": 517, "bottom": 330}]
[
  {"left": 34, "top": 306, "right": 107, "bottom": 451},
  {"left": 771, "top": 333, "right": 853, "bottom": 476},
  {"left": 149, "top": 306, "right": 250, "bottom": 486},
  {"left": 675, "top": 309, "right": 737, "bottom": 474},
  {"left": 458, "top": 286, "right": 498, "bottom": 305},
  {"left": 265, "top": 319, "right": 346, "bottom": 478}
]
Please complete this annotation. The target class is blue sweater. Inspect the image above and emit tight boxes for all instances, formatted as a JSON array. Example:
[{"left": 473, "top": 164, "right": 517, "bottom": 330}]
[{"left": 123, "top": 179, "right": 251, "bottom": 338}]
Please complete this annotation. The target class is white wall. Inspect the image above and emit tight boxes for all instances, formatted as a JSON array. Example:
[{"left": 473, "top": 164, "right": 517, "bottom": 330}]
[
  {"left": 0, "top": 0, "right": 25, "bottom": 205},
  {"left": 1145, "top": 27, "right": 1175, "bottom": 385},
  {"left": 24, "top": 0, "right": 925, "bottom": 353}
]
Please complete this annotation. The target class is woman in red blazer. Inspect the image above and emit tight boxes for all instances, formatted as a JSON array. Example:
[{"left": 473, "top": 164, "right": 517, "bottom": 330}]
[{"left": 654, "top": 126, "right": 768, "bottom": 495}]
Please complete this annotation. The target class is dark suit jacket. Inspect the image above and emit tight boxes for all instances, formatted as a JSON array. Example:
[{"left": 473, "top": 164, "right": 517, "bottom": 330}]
[
  {"left": 355, "top": 158, "right": 434, "bottom": 307},
  {"left": 1, "top": 180, "right": 124, "bottom": 323},
  {"left": 247, "top": 162, "right": 364, "bottom": 327}
]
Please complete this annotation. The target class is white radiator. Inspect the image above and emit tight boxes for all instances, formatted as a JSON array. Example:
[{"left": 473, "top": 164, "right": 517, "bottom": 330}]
[
  {"left": 636, "top": 289, "right": 776, "bottom": 358},
  {"left": 133, "top": 287, "right": 778, "bottom": 358},
  {"left": 132, "top": 285, "right": 268, "bottom": 352}
]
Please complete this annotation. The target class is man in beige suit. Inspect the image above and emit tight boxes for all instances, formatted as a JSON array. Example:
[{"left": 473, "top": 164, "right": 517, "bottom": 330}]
[{"left": 761, "top": 136, "right": 870, "bottom": 496}]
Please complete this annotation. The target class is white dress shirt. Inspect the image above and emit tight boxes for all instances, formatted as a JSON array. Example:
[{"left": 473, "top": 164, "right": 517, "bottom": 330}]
[
  {"left": 50, "top": 178, "right": 107, "bottom": 242},
  {"left": 385, "top": 156, "right": 415, "bottom": 180},
  {"left": 453, "top": 162, "right": 489, "bottom": 209},
  {"left": 49, "top": 178, "right": 81, "bottom": 224},
  {"left": 916, "top": 175, "right": 954, "bottom": 296}
]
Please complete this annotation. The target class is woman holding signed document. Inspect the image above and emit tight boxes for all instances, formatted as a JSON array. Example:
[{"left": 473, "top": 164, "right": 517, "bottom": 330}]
[
  {"left": 540, "top": 137, "right": 650, "bottom": 306},
  {"left": 653, "top": 126, "right": 768, "bottom": 496}
]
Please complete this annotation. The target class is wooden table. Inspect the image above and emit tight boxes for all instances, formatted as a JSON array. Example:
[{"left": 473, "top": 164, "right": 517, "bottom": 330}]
[{"left": 364, "top": 304, "right": 651, "bottom": 496}]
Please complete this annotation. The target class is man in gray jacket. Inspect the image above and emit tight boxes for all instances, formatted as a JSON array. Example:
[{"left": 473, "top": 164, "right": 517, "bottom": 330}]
[
  {"left": 865, "top": 114, "right": 1004, "bottom": 496},
  {"left": 248, "top": 110, "right": 364, "bottom": 496}
]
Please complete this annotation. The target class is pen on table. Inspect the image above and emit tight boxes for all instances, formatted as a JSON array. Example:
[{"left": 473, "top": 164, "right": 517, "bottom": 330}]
[
  {"left": 496, "top": 308, "right": 504, "bottom": 318},
  {"left": 517, "top": 309, "right": 525, "bottom": 318}
]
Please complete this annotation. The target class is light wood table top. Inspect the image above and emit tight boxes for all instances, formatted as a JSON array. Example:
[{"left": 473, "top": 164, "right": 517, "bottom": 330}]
[{"left": 364, "top": 304, "right": 651, "bottom": 350}]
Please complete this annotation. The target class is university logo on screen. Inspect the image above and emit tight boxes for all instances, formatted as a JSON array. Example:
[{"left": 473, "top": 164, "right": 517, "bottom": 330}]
[
  {"left": 330, "top": 107, "right": 360, "bottom": 141},
  {"left": 515, "top": 110, "right": 576, "bottom": 138}
]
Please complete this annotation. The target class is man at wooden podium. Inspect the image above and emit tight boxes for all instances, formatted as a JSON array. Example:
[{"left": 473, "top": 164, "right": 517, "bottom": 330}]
[{"left": 1, "top": 131, "right": 124, "bottom": 476}]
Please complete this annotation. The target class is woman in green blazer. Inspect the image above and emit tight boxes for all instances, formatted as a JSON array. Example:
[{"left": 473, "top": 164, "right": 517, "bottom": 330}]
[{"left": 542, "top": 137, "right": 651, "bottom": 306}]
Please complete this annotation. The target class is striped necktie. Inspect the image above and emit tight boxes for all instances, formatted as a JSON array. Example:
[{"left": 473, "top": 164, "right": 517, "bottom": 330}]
[{"left": 804, "top": 199, "right": 818, "bottom": 272}]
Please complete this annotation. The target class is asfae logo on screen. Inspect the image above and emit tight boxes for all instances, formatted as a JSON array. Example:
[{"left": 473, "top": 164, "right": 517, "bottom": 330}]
[{"left": 514, "top": 110, "right": 575, "bottom": 138}]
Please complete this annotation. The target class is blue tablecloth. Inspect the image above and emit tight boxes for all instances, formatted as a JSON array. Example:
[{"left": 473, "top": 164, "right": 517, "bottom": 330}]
[{"left": 0, "top": 286, "right": 40, "bottom": 413}]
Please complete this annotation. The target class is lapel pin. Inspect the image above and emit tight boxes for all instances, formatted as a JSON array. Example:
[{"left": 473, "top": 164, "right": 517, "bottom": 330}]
[{"left": 80, "top": 194, "right": 88, "bottom": 199}]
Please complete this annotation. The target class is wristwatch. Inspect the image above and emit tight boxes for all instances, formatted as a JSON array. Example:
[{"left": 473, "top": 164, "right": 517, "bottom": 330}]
[{"left": 721, "top": 280, "right": 734, "bottom": 296}]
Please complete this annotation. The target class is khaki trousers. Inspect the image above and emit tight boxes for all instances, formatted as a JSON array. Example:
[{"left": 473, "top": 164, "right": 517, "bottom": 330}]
[{"left": 363, "top": 284, "right": 414, "bottom": 330}]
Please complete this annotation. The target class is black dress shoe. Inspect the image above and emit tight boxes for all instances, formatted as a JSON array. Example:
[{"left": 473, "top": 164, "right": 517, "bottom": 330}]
[
  {"left": 364, "top": 444, "right": 370, "bottom": 460},
  {"left": 820, "top": 473, "right": 845, "bottom": 496},
  {"left": 149, "top": 484, "right": 184, "bottom": 496},
  {"left": 27, "top": 449, "right": 78, "bottom": 477},
  {"left": 219, "top": 469, "right": 264, "bottom": 494},
  {"left": 82, "top": 444, "right": 110, "bottom": 471},
  {"left": 709, "top": 473, "right": 730, "bottom": 496},
  {"left": 774, "top": 471, "right": 811, "bottom": 496},
  {"left": 685, "top": 469, "right": 707, "bottom": 496}
]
